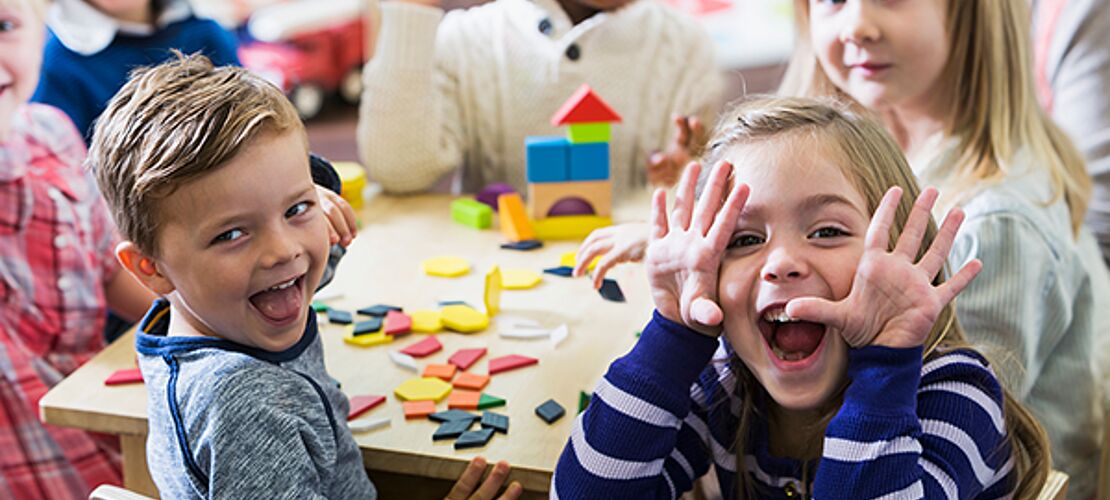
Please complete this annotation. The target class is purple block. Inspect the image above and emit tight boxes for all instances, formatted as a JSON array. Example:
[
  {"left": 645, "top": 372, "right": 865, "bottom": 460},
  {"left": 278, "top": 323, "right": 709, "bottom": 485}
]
[
  {"left": 547, "top": 197, "right": 595, "bottom": 216},
  {"left": 476, "top": 183, "right": 517, "bottom": 211}
]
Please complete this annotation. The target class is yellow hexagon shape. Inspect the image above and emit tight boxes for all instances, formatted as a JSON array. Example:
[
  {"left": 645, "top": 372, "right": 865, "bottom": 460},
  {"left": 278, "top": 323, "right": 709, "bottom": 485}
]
[
  {"left": 559, "top": 251, "right": 599, "bottom": 271},
  {"left": 394, "top": 377, "right": 452, "bottom": 402},
  {"left": 409, "top": 309, "right": 443, "bottom": 333},
  {"left": 501, "top": 268, "right": 542, "bottom": 290},
  {"left": 343, "top": 330, "right": 393, "bottom": 347},
  {"left": 421, "top": 256, "right": 471, "bottom": 277},
  {"left": 440, "top": 304, "right": 490, "bottom": 333},
  {"left": 484, "top": 266, "right": 502, "bottom": 316}
]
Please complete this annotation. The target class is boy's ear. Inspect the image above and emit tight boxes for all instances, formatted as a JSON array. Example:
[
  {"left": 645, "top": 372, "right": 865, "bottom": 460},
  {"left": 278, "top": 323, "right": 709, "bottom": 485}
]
[{"left": 116, "top": 241, "right": 174, "bottom": 296}]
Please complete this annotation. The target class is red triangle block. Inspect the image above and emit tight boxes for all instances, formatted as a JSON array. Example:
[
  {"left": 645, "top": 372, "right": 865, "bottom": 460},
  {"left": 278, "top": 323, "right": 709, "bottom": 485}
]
[
  {"left": 488, "top": 354, "right": 538, "bottom": 375},
  {"left": 384, "top": 311, "right": 412, "bottom": 336},
  {"left": 400, "top": 336, "right": 443, "bottom": 358},
  {"left": 448, "top": 347, "right": 487, "bottom": 371},
  {"left": 347, "top": 395, "right": 386, "bottom": 419},
  {"left": 550, "top": 84, "right": 622, "bottom": 126},
  {"left": 104, "top": 368, "right": 144, "bottom": 386}
]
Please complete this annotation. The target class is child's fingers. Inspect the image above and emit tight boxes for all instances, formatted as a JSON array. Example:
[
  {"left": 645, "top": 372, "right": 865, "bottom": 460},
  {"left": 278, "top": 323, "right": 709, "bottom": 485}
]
[
  {"left": 591, "top": 251, "right": 624, "bottom": 290},
  {"left": 691, "top": 161, "right": 732, "bottom": 236},
  {"left": 470, "top": 460, "right": 512, "bottom": 500},
  {"left": 937, "top": 258, "right": 983, "bottom": 305},
  {"left": 690, "top": 297, "right": 723, "bottom": 327},
  {"left": 574, "top": 242, "right": 610, "bottom": 278},
  {"left": 784, "top": 297, "right": 843, "bottom": 333},
  {"left": 497, "top": 482, "right": 524, "bottom": 500},
  {"left": 671, "top": 162, "right": 701, "bottom": 231},
  {"left": 338, "top": 196, "right": 358, "bottom": 241},
  {"left": 650, "top": 188, "right": 669, "bottom": 241},
  {"left": 445, "top": 457, "right": 487, "bottom": 500},
  {"left": 864, "top": 187, "right": 903, "bottom": 251},
  {"left": 916, "top": 207, "right": 966, "bottom": 280},
  {"left": 893, "top": 187, "right": 938, "bottom": 259},
  {"left": 327, "top": 223, "right": 339, "bottom": 245},
  {"left": 707, "top": 178, "right": 749, "bottom": 250},
  {"left": 673, "top": 115, "right": 691, "bottom": 146}
]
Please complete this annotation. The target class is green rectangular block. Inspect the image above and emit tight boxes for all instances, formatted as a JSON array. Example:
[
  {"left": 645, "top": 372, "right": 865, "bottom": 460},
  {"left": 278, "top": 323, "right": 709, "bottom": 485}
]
[
  {"left": 567, "top": 122, "right": 611, "bottom": 144},
  {"left": 451, "top": 198, "right": 493, "bottom": 229}
]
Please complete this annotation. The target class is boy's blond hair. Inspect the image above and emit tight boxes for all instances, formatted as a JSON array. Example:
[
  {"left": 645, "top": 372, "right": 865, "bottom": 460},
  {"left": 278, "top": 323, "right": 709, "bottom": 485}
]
[{"left": 89, "top": 52, "right": 303, "bottom": 256}]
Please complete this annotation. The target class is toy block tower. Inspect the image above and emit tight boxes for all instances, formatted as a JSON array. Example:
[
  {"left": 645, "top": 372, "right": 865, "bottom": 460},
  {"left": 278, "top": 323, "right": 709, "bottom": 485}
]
[{"left": 523, "top": 85, "right": 620, "bottom": 238}]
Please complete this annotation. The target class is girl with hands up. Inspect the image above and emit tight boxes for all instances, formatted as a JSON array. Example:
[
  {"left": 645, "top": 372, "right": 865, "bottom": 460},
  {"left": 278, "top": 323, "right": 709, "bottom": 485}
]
[{"left": 554, "top": 97, "right": 1048, "bottom": 499}]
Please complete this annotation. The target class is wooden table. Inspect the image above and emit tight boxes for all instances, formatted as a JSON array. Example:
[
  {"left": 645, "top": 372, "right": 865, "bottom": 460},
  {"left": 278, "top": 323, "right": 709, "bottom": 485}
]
[{"left": 40, "top": 193, "right": 655, "bottom": 498}]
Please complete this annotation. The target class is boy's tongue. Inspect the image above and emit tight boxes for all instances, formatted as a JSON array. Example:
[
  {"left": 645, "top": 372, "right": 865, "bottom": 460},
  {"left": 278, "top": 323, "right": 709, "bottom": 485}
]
[
  {"left": 250, "top": 284, "right": 302, "bottom": 322},
  {"left": 773, "top": 321, "right": 824, "bottom": 357}
]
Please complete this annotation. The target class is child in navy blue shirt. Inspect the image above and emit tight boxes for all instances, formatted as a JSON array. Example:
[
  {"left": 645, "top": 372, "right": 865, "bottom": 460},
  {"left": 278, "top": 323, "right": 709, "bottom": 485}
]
[{"left": 32, "top": 0, "right": 238, "bottom": 140}]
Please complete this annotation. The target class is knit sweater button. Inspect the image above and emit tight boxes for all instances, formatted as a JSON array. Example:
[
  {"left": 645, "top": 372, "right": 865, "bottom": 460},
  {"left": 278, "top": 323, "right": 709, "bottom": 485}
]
[
  {"left": 565, "top": 44, "right": 580, "bottom": 61},
  {"left": 538, "top": 18, "right": 553, "bottom": 35}
]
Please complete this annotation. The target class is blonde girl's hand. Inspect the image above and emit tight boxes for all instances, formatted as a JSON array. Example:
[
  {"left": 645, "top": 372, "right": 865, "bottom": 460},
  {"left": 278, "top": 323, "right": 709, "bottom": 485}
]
[
  {"left": 573, "top": 222, "right": 650, "bottom": 289},
  {"left": 647, "top": 115, "right": 705, "bottom": 188},
  {"left": 646, "top": 161, "right": 749, "bottom": 337},
  {"left": 445, "top": 457, "right": 523, "bottom": 500},
  {"left": 785, "top": 187, "right": 982, "bottom": 349},
  {"left": 315, "top": 186, "right": 358, "bottom": 247}
]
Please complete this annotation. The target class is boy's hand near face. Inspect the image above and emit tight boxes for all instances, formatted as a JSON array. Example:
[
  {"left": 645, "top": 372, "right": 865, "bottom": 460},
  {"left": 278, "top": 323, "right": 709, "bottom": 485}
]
[
  {"left": 645, "top": 161, "right": 749, "bottom": 337},
  {"left": 785, "top": 187, "right": 983, "bottom": 349},
  {"left": 315, "top": 186, "right": 358, "bottom": 247},
  {"left": 446, "top": 457, "right": 523, "bottom": 500},
  {"left": 647, "top": 115, "right": 704, "bottom": 188}
]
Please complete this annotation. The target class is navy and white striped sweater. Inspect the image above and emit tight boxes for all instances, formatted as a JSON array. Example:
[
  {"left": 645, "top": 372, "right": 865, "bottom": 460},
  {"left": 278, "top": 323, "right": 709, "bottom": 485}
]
[{"left": 554, "top": 312, "right": 1018, "bottom": 499}]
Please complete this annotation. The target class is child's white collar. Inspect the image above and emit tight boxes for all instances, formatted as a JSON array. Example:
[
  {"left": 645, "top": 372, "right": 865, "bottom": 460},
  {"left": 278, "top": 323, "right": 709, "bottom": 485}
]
[{"left": 48, "top": 0, "right": 193, "bottom": 56}]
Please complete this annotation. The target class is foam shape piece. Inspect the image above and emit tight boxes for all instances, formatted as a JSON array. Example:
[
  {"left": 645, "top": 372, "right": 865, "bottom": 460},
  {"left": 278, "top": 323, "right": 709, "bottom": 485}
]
[
  {"left": 447, "top": 347, "right": 487, "bottom": 370},
  {"left": 599, "top": 279, "right": 626, "bottom": 302},
  {"left": 358, "top": 304, "right": 402, "bottom": 317},
  {"left": 500, "top": 240, "right": 543, "bottom": 251},
  {"left": 559, "top": 252, "right": 599, "bottom": 271},
  {"left": 423, "top": 363, "right": 457, "bottom": 382},
  {"left": 550, "top": 324, "right": 569, "bottom": 348},
  {"left": 433, "top": 418, "right": 474, "bottom": 440},
  {"left": 484, "top": 267, "right": 501, "bottom": 316},
  {"left": 403, "top": 400, "right": 436, "bottom": 419},
  {"left": 525, "top": 137, "right": 569, "bottom": 183},
  {"left": 535, "top": 399, "right": 566, "bottom": 424},
  {"left": 566, "top": 122, "right": 611, "bottom": 144},
  {"left": 327, "top": 309, "right": 353, "bottom": 325},
  {"left": 476, "top": 183, "right": 517, "bottom": 211},
  {"left": 579, "top": 391, "right": 592, "bottom": 414},
  {"left": 400, "top": 336, "right": 442, "bottom": 358},
  {"left": 429, "top": 409, "right": 480, "bottom": 423},
  {"left": 409, "top": 310, "right": 443, "bottom": 333},
  {"left": 497, "top": 193, "right": 535, "bottom": 242},
  {"left": 451, "top": 198, "right": 493, "bottom": 229},
  {"left": 500, "top": 268, "right": 542, "bottom": 290},
  {"left": 480, "top": 411, "right": 509, "bottom": 434},
  {"left": 448, "top": 390, "right": 482, "bottom": 410},
  {"left": 544, "top": 266, "right": 574, "bottom": 277},
  {"left": 388, "top": 351, "right": 419, "bottom": 372},
  {"left": 394, "top": 377, "right": 452, "bottom": 402},
  {"left": 440, "top": 305, "right": 489, "bottom": 333},
  {"left": 454, "top": 427, "right": 495, "bottom": 449},
  {"left": 312, "top": 301, "right": 329, "bottom": 313},
  {"left": 422, "top": 256, "right": 471, "bottom": 277},
  {"left": 476, "top": 393, "right": 506, "bottom": 410},
  {"left": 527, "top": 180, "right": 611, "bottom": 220},
  {"left": 568, "top": 142, "right": 610, "bottom": 181},
  {"left": 453, "top": 372, "right": 490, "bottom": 391},
  {"left": 499, "top": 328, "right": 550, "bottom": 340},
  {"left": 550, "top": 84, "right": 622, "bottom": 126},
  {"left": 438, "top": 300, "right": 471, "bottom": 307},
  {"left": 498, "top": 316, "right": 541, "bottom": 329},
  {"left": 348, "top": 416, "right": 391, "bottom": 433},
  {"left": 532, "top": 215, "right": 612, "bottom": 240},
  {"left": 384, "top": 310, "right": 412, "bottom": 336},
  {"left": 353, "top": 317, "right": 383, "bottom": 336},
  {"left": 105, "top": 368, "right": 143, "bottom": 386},
  {"left": 488, "top": 354, "right": 538, "bottom": 375},
  {"left": 344, "top": 330, "right": 393, "bottom": 347},
  {"left": 347, "top": 395, "right": 386, "bottom": 419}
]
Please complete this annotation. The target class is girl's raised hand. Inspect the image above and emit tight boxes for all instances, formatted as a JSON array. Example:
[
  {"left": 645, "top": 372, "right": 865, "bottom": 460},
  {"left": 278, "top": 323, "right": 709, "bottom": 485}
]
[
  {"left": 573, "top": 222, "right": 650, "bottom": 289},
  {"left": 785, "top": 187, "right": 982, "bottom": 349},
  {"left": 646, "top": 161, "right": 749, "bottom": 337}
]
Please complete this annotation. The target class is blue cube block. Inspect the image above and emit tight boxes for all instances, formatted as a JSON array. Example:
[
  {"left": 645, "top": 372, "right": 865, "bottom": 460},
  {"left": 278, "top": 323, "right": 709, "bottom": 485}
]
[
  {"left": 526, "top": 137, "right": 569, "bottom": 183},
  {"left": 568, "top": 142, "right": 609, "bottom": 181}
]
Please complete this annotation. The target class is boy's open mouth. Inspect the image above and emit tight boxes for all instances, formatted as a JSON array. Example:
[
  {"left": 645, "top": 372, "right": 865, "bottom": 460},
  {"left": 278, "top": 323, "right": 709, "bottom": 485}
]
[
  {"left": 249, "top": 274, "right": 305, "bottom": 324},
  {"left": 758, "top": 305, "right": 825, "bottom": 363}
]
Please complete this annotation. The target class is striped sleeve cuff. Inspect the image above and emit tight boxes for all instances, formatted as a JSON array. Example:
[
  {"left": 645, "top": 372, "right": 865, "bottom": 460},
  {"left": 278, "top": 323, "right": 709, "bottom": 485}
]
[{"left": 842, "top": 345, "right": 923, "bottom": 417}]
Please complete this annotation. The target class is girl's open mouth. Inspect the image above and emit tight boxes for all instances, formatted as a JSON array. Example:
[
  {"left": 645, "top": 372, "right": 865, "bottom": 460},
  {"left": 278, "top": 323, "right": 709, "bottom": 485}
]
[{"left": 758, "top": 306, "right": 828, "bottom": 371}]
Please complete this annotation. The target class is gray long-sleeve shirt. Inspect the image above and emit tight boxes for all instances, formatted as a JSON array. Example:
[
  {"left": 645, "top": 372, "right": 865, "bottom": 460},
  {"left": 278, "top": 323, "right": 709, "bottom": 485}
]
[{"left": 135, "top": 299, "right": 376, "bottom": 499}]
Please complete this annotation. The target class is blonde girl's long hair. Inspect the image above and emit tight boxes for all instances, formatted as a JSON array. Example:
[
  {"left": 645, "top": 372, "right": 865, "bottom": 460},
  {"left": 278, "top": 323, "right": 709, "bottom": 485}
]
[
  {"left": 780, "top": 0, "right": 1091, "bottom": 235},
  {"left": 698, "top": 96, "right": 1049, "bottom": 499}
]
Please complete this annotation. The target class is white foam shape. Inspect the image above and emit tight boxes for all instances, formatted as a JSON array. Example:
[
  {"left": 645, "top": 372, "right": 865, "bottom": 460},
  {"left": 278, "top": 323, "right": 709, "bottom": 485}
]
[
  {"left": 389, "top": 351, "right": 419, "bottom": 372},
  {"left": 349, "top": 416, "right": 391, "bottom": 433},
  {"left": 550, "top": 324, "right": 569, "bottom": 348}
]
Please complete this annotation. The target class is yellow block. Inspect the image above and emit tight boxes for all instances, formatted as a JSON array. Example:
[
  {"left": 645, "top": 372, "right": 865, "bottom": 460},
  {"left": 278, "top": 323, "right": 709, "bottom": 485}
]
[
  {"left": 409, "top": 310, "right": 443, "bottom": 333},
  {"left": 533, "top": 216, "right": 612, "bottom": 240},
  {"left": 559, "top": 251, "right": 599, "bottom": 271},
  {"left": 394, "top": 377, "right": 452, "bottom": 402},
  {"left": 421, "top": 256, "right": 470, "bottom": 277},
  {"left": 440, "top": 304, "right": 490, "bottom": 333},
  {"left": 484, "top": 267, "right": 502, "bottom": 316},
  {"left": 343, "top": 330, "right": 393, "bottom": 347},
  {"left": 500, "top": 268, "right": 542, "bottom": 290},
  {"left": 333, "top": 161, "right": 367, "bottom": 210}
]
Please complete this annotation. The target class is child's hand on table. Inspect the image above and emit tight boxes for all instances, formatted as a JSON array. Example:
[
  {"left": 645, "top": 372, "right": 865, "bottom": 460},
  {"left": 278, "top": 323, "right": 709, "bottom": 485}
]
[{"left": 446, "top": 457, "right": 523, "bottom": 500}]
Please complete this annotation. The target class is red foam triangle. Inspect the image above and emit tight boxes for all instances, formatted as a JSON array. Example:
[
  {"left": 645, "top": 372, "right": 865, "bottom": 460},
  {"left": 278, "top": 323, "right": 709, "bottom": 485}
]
[
  {"left": 448, "top": 347, "right": 487, "bottom": 371},
  {"left": 550, "top": 84, "right": 622, "bottom": 126},
  {"left": 104, "top": 368, "right": 144, "bottom": 386},
  {"left": 384, "top": 310, "right": 412, "bottom": 335},
  {"left": 488, "top": 354, "right": 538, "bottom": 375},
  {"left": 400, "top": 336, "right": 443, "bottom": 358},
  {"left": 347, "top": 394, "right": 386, "bottom": 419}
]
